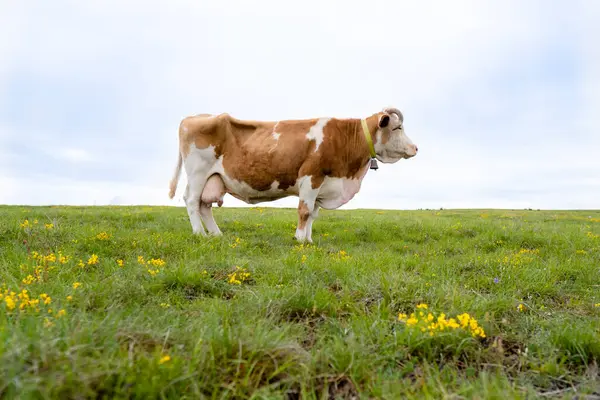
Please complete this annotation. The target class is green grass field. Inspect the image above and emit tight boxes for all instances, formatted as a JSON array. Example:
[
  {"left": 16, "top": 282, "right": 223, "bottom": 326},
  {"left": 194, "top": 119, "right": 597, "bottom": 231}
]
[{"left": 1, "top": 205, "right": 599, "bottom": 399}]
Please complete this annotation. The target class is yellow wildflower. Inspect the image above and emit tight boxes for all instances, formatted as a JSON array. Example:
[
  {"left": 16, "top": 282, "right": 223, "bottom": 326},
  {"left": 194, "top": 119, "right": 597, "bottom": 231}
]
[
  {"left": 56, "top": 309, "right": 66, "bottom": 318},
  {"left": 20, "top": 219, "right": 30, "bottom": 229},
  {"left": 87, "top": 254, "right": 99, "bottom": 265},
  {"left": 159, "top": 355, "right": 171, "bottom": 364},
  {"left": 137, "top": 255, "right": 145, "bottom": 265},
  {"left": 5, "top": 296, "right": 16, "bottom": 311},
  {"left": 416, "top": 303, "right": 428, "bottom": 309},
  {"left": 147, "top": 269, "right": 159, "bottom": 276},
  {"left": 406, "top": 314, "right": 418, "bottom": 326},
  {"left": 301, "top": 254, "right": 307, "bottom": 263},
  {"left": 77, "top": 259, "right": 85, "bottom": 268},
  {"left": 148, "top": 258, "right": 165, "bottom": 267},
  {"left": 593, "top": 303, "right": 599, "bottom": 308},
  {"left": 96, "top": 231, "right": 111, "bottom": 240},
  {"left": 517, "top": 303, "right": 526, "bottom": 312},
  {"left": 117, "top": 259, "right": 124, "bottom": 267},
  {"left": 57, "top": 252, "right": 69, "bottom": 264},
  {"left": 45, "top": 223, "right": 54, "bottom": 230},
  {"left": 227, "top": 266, "right": 250, "bottom": 285},
  {"left": 66, "top": 295, "right": 73, "bottom": 301},
  {"left": 73, "top": 282, "right": 82, "bottom": 289},
  {"left": 22, "top": 275, "right": 35, "bottom": 285},
  {"left": 39, "top": 294, "right": 52, "bottom": 305},
  {"left": 160, "top": 303, "right": 170, "bottom": 308}
]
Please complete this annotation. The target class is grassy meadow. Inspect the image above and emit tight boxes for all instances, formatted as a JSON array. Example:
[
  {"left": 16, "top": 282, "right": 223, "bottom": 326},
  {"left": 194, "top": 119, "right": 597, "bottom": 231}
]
[{"left": 1, "top": 205, "right": 599, "bottom": 399}]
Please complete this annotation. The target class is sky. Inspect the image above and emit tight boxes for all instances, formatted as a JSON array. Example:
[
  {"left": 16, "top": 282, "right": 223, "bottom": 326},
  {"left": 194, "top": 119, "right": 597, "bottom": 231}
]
[{"left": 1, "top": 0, "right": 599, "bottom": 210}]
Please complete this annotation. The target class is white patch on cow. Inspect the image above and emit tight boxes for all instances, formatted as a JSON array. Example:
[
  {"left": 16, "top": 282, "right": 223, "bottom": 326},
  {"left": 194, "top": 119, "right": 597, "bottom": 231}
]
[
  {"left": 272, "top": 132, "right": 281, "bottom": 141},
  {"left": 316, "top": 161, "right": 370, "bottom": 210},
  {"left": 305, "top": 117, "right": 330, "bottom": 151}
]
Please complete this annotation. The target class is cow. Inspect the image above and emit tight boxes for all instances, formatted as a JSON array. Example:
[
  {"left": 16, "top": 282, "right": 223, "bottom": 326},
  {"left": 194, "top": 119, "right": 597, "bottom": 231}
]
[{"left": 168, "top": 107, "right": 418, "bottom": 242}]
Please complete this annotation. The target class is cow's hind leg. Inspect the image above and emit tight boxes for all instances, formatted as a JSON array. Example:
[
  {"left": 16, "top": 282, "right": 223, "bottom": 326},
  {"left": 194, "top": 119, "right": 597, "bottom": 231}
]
[
  {"left": 198, "top": 174, "right": 225, "bottom": 236},
  {"left": 183, "top": 181, "right": 207, "bottom": 235},
  {"left": 199, "top": 203, "right": 222, "bottom": 236}
]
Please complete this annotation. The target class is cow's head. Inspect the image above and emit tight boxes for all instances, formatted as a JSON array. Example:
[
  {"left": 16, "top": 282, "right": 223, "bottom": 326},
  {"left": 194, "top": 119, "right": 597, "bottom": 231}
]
[{"left": 373, "top": 107, "right": 418, "bottom": 163}]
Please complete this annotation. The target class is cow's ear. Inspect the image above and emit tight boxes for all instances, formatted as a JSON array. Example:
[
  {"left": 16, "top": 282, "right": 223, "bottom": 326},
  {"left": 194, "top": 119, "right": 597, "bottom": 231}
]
[{"left": 379, "top": 114, "right": 390, "bottom": 128}]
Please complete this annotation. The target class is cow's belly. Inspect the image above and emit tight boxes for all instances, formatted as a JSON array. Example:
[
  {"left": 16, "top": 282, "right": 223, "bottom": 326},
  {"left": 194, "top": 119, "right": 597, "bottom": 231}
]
[{"left": 218, "top": 173, "right": 299, "bottom": 204}]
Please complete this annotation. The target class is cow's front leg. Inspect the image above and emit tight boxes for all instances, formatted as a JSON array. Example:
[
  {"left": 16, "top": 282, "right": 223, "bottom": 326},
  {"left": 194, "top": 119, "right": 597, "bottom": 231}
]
[
  {"left": 295, "top": 178, "right": 320, "bottom": 243},
  {"left": 305, "top": 206, "right": 319, "bottom": 243}
]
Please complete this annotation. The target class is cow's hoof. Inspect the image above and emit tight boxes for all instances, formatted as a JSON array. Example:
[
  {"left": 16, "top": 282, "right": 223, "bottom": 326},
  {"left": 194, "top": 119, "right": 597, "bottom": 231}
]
[{"left": 294, "top": 235, "right": 312, "bottom": 244}]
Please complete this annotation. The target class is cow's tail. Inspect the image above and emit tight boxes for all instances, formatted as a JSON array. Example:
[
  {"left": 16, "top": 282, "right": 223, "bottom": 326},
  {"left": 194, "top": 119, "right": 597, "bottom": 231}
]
[{"left": 168, "top": 150, "right": 183, "bottom": 199}]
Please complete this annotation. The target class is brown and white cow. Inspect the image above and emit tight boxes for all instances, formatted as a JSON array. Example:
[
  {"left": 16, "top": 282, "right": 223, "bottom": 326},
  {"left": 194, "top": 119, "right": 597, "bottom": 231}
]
[{"left": 168, "top": 107, "right": 418, "bottom": 242}]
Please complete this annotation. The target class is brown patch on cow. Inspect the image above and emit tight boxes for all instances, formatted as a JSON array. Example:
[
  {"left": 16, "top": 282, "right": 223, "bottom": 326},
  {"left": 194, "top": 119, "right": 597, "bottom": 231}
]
[{"left": 297, "top": 200, "right": 310, "bottom": 230}]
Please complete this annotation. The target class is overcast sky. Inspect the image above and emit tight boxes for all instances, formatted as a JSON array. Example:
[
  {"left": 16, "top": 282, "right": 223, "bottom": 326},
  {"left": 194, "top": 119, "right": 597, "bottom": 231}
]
[{"left": 1, "top": 1, "right": 599, "bottom": 210}]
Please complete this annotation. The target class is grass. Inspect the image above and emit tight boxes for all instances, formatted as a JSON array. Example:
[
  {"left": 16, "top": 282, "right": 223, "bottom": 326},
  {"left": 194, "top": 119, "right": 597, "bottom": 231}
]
[{"left": 1, "top": 205, "right": 600, "bottom": 399}]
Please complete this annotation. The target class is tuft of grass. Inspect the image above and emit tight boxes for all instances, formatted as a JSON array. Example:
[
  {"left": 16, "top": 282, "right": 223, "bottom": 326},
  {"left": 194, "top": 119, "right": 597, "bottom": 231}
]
[{"left": 1, "top": 206, "right": 600, "bottom": 398}]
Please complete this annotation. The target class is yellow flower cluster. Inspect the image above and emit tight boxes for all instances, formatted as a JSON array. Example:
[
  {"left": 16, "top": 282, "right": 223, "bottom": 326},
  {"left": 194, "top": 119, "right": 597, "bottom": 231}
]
[
  {"left": 576, "top": 250, "right": 587, "bottom": 255},
  {"left": 398, "top": 304, "right": 486, "bottom": 338},
  {"left": 117, "top": 259, "right": 124, "bottom": 267},
  {"left": 331, "top": 250, "right": 351, "bottom": 261},
  {"left": 293, "top": 243, "right": 312, "bottom": 252},
  {"left": 148, "top": 258, "right": 166, "bottom": 267},
  {"left": 95, "top": 231, "right": 111, "bottom": 240},
  {"left": 229, "top": 237, "right": 242, "bottom": 248},
  {"left": 227, "top": 266, "right": 250, "bottom": 285},
  {"left": 137, "top": 255, "right": 166, "bottom": 276},
  {"left": 500, "top": 248, "right": 539, "bottom": 267},
  {"left": 587, "top": 232, "right": 599, "bottom": 239},
  {"left": 87, "top": 254, "right": 99, "bottom": 265},
  {"left": 30, "top": 251, "right": 69, "bottom": 265},
  {"left": 22, "top": 251, "right": 71, "bottom": 284},
  {"left": 0, "top": 289, "right": 50, "bottom": 313},
  {"left": 20, "top": 219, "right": 55, "bottom": 230}
]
